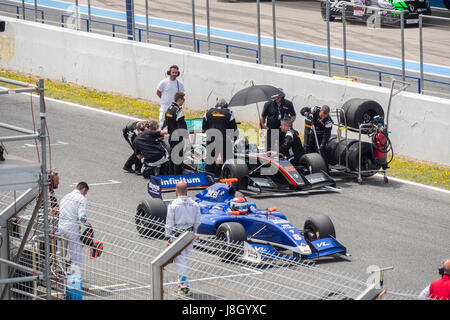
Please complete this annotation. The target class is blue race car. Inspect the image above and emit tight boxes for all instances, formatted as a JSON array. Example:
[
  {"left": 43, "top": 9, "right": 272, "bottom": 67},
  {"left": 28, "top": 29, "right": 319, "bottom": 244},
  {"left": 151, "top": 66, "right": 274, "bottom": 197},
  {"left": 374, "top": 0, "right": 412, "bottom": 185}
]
[{"left": 135, "top": 179, "right": 347, "bottom": 262}]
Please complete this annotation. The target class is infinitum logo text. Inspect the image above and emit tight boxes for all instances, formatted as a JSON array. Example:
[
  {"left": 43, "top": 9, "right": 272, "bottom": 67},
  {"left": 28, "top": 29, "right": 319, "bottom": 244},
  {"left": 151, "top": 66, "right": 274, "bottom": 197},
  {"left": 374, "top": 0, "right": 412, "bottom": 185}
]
[{"left": 161, "top": 177, "right": 201, "bottom": 186}]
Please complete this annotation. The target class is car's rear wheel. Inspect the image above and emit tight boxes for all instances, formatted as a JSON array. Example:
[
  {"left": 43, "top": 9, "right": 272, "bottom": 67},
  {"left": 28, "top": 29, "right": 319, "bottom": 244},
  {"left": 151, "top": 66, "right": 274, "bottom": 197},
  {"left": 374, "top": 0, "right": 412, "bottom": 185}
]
[
  {"left": 215, "top": 222, "right": 246, "bottom": 262},
  {"left": 221, "top": 159, "right": 248, "bottom": 190},
  {"left": 304, "top": 214, "right": 336, "bottom": 241},
  {"left": 135, "top": 198, "right": 167, "bottom": 239}
]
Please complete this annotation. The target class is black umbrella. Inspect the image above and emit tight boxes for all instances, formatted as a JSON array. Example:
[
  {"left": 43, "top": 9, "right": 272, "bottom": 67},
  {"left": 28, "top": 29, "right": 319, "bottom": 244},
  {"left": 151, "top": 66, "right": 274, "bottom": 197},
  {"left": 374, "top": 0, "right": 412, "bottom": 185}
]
[{"left": 228, "top": 85, "right": 284, "bottom": 107}]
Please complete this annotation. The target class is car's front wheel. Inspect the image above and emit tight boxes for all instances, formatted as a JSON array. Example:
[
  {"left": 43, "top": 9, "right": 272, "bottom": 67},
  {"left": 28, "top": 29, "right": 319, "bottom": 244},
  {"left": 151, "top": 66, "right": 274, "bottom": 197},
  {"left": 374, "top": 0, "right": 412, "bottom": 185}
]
[
  {"left": 135, "top": 198, "right": 167, "bottom": 239},
  {"left": 304, "top": 214, "right": 336, "bottom": 241},
  {"left": 215, "top": 222, "right": 247, "bottom": 262}
]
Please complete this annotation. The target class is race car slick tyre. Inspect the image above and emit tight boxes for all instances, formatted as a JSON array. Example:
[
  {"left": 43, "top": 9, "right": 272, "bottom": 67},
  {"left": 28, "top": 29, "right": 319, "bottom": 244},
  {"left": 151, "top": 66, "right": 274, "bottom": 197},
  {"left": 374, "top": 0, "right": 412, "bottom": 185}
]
[
  {"left": 304, "top": 214, "right": 336, "bottom": 240},
  {"left": 215, "top": 222, "right": 246, "bottom": 262},
  {"left": 347, "top": 141, "right": 380, "bottom": 176},
  {"left": 324, "top": 136, "right": 339, "bottom": 165},
  {"left": 334, "top": 138, "right": 359, "bottom": 166},
  {"left": 339, "top": 99, "right": 384, "bottom": 130},
  {"left": 135, "top": 198, "right": 167, "bottom": 239},
  {"left": 299, "top": 153, "right": 328, "bottom": 174},
  {"left": 221, "top": 159, "right": 249, "bottom": 190}
]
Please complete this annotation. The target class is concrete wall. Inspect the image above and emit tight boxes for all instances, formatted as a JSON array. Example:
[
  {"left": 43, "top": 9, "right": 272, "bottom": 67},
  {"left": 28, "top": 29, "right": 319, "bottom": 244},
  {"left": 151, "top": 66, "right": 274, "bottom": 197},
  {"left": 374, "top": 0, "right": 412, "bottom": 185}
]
[{"left": 1, "top": 16, "right": 449, "bottom": 165}]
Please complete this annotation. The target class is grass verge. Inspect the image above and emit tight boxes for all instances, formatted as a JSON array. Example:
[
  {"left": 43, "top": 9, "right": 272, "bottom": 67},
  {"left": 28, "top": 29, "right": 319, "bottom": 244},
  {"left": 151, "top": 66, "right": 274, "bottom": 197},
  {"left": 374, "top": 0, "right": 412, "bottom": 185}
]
[{"left": 1, "top": 69, "right": 449, "bottom": 190}]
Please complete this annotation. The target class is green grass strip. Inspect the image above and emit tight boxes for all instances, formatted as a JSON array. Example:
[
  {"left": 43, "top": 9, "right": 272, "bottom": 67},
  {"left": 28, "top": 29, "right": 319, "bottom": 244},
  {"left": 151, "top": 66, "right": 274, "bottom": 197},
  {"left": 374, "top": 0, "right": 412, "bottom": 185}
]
[{"left": 1, "top": 69, "right": 449, "bottom": 190}]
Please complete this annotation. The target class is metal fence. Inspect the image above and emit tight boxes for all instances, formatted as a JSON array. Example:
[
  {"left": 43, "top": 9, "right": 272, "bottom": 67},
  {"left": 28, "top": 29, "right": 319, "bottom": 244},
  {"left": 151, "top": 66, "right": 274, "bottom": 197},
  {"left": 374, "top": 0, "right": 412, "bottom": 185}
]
[
  {"left": 0, "top": 0, "right": 448, "bottom": 97},
  {"left": 1, "top": 193, "right": 421, "bottom": 300}
]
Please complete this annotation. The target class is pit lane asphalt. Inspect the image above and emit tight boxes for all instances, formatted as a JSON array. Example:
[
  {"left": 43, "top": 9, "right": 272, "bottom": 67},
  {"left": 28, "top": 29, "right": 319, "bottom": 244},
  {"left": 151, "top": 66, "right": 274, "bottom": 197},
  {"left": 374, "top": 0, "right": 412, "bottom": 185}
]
[{"left": 1, "top": 92, "right": 449, "bottom": 296}]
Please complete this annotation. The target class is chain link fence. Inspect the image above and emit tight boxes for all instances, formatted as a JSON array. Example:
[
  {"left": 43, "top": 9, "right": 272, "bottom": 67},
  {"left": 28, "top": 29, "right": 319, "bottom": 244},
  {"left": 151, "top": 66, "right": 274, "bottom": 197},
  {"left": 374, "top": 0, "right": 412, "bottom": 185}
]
[{"left": 1, "top": 190, "right": 422, "bottom": 300}]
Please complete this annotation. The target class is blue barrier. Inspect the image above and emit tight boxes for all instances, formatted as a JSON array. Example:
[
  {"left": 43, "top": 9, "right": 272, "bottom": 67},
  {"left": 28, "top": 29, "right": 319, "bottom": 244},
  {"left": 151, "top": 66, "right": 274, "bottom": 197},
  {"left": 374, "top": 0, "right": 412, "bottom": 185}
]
[
  {"left": 0, "top": 2, "right": 44, "bottom": 22},
  {"left": 280, "top": 53, "right": 450, "bottom": 94}
]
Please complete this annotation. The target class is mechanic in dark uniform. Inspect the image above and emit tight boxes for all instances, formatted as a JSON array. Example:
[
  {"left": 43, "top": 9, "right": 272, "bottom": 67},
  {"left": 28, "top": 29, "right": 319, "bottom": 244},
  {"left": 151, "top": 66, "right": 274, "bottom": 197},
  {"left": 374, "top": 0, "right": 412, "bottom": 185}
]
[
  {"left": 202, "top": 98, "right": 238, "bottom": 175},
  {"left": 278, "top": 118, "right": 305, "bottom": 166},
  {"left": 0, "top": 144, "right": 5, "bottom": 161},
  {"left": 123, "top": 121, "right": 145, "bottom": 175},
  {"left": 300, "top": 105, "right": 333, "bottom": 155},
  {"left": 259, "top": 91, "right": 296, "bottom": 152},
  {"left": 163, "top": 92, "right": 188, "bottom": 175},
  {"left": 133, "top": 120, "right": 168, "bottom": 174}
]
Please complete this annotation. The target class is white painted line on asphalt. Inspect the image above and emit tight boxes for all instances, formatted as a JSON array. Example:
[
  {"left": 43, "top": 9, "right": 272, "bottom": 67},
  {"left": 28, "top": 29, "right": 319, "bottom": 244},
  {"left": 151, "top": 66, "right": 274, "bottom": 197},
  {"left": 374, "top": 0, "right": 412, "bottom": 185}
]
[
  {"left": 375, "top": 174, "right": 450, "bottom": 194},
  {"left": 42, "top": 96, "right": 144, "bottom": 121},
  {"left": 23, "top": 141, "right": 69, "bottom": 147},
  {"left": 70, "top": 180, "right": 121, "bottom": 186},
  {"left": 0, "top": 86, "right": 144, "bottom": 122}
]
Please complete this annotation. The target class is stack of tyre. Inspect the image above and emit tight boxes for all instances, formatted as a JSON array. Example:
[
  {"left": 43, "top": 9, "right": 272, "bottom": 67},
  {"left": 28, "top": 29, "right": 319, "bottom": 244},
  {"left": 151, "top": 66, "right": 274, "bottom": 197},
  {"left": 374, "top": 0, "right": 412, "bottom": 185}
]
[{"left": 325, "top": 99, "right": 385, "bottom": 177}]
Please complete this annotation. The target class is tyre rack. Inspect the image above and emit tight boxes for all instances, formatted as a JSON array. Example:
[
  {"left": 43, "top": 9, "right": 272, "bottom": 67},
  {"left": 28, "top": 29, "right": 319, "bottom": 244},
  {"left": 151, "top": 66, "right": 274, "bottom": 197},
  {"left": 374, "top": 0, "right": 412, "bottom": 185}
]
[
  {"left": 323, "top": 79, "right": 409, "bottom": 184},
  {"left": 331, "top": 110, "right": 388, "bottom": 184}
]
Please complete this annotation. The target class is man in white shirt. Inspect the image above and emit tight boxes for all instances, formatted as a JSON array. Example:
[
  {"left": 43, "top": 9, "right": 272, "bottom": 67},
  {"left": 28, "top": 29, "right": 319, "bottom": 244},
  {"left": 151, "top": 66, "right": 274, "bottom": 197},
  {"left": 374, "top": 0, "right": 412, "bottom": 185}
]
[
  {"left": 156, "top": 65, "right": 185, "bottom": 129},
  {"left": 56, "top": 182, "right": 91, "bottom": 277},
  {"left": 165, "top": 181, "right": 201, "bottom": 296}
]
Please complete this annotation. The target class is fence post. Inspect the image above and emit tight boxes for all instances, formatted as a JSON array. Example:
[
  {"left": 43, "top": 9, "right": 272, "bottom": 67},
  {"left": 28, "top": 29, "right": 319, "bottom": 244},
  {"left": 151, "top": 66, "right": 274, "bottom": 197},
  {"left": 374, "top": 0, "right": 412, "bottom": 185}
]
[
  {"left": 272, "top": 0, "right": 277, "bottom": 67},
  {"left": 126, "top": 0, "right": 135, "bottom": 40},
  {"left": 75, "top": 0, "right": 80, "bottom": 30},
  {"left": 257, "top": 0, "right": 261, "bottom": 64},
  {"left": 34, "top": 0, "right": 37, "bottom": 22},
  {"left": 145, "top": 0, "right": 150, "bottom": 43},
  {"left": 342, "top": 3, "right": 348, "bottom": 77},
  {"left": 21, "top": 0, "right": 25, "bottom": 20},
  {"left": 38, "top": 79, "right": 51, "bottom": 300},
  {"left": 207, "top": 0, "right": 211, "bottom": 55},
  {"left": 326, "top": 0, "right": 331, "bottom": 77},
  {"left": 400, "top": 12, "right": 405, "bottom": 82},
  {"left": 151, "top": 231, "right": 195, "bottom": 300},
  {"left": 419, "top": 15, "right": 424, "bottom": 94},
  {"left": 88, "top": 0, "right": 92, "bottom": 32},
  {"left": 192, "top": 0, "right": 196, "bottom": 53}
]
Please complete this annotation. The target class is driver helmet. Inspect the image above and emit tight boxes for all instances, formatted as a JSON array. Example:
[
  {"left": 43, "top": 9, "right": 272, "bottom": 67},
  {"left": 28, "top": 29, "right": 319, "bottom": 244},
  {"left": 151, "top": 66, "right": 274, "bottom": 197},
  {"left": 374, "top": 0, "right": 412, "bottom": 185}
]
[{"left": 230, "top": 197, "right": 249, "bottom": 214}]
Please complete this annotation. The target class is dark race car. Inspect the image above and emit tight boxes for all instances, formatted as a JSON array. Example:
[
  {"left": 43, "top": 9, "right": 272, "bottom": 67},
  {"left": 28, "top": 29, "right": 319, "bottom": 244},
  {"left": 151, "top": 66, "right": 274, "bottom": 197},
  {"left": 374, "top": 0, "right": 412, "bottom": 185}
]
[
  {"left": 321, "top": 0, "right": 431, "bottom": 26},
  {"left": 181, "top": 118, "right": 340, "bottom": 198},
  {"left": 136, "top": 180, "right": 348, "bottom": 263}
]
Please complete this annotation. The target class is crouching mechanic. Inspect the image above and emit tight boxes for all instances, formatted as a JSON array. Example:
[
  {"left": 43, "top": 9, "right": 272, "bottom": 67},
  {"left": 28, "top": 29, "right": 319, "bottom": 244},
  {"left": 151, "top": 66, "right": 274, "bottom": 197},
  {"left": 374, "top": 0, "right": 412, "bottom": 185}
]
[
  {"left": 278, "top": 118, "right": 305, "bottom": 166},
  {"left": 301, "top": 105, "right": 333, "bottom": 155},
  {"left": 56, "top": 182, "right": 91, "bottom": 277},
  {"left": 164, "top": 181, "right": 201, "bottom": 296},
  {"left": 123, "top": 121, "right": 145, "bottom": 175},
  {"left": 133, "top": 121, "right": 168, "bottom": 175}
]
